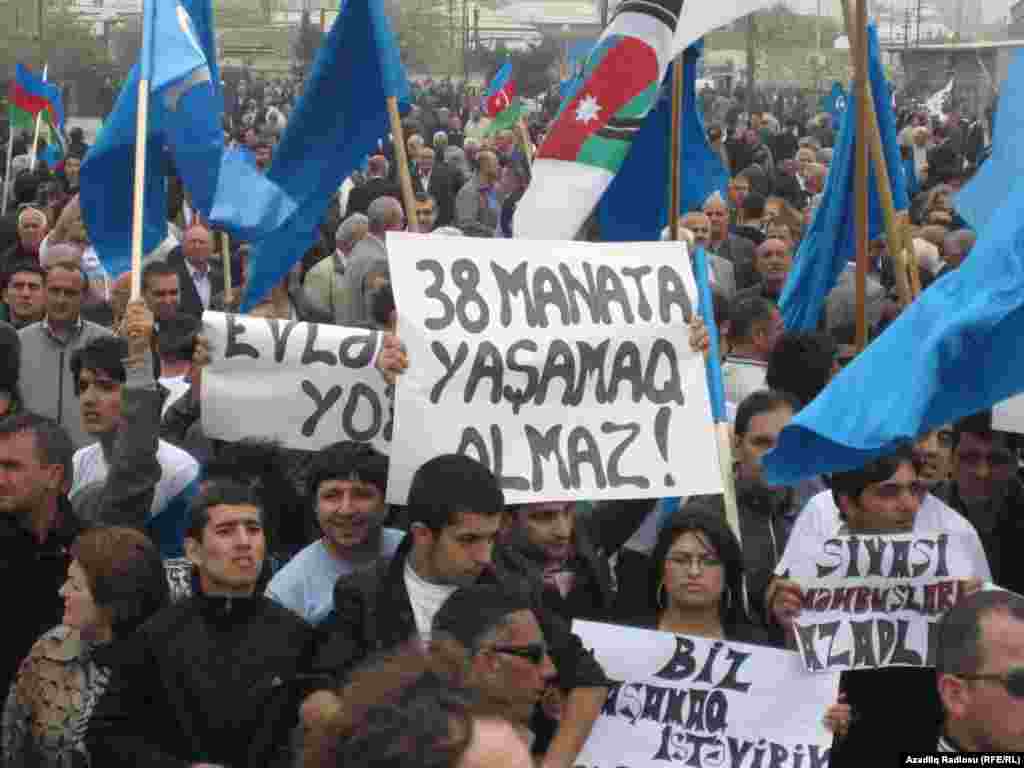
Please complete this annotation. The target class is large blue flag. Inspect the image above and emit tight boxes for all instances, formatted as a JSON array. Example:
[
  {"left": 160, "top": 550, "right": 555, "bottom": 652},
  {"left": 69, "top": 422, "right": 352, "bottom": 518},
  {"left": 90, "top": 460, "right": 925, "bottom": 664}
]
[
  {"left": 764, "top": 174, "right": 1024, "bottom": 485},
  {"left": 597, "top": 41, "right": 729, "bottom": 241},
  {"left": 779, "top": 24, "right": 908, "bottom": 331},
  {"left": 954, "top": 50, "right": 1022, "bottom": 232},
  {"left": 80, "top": 0, "right": 212, "bottom": 277},
  {"left": 242, "top": 0, "right": 408, "bottom": 310}
]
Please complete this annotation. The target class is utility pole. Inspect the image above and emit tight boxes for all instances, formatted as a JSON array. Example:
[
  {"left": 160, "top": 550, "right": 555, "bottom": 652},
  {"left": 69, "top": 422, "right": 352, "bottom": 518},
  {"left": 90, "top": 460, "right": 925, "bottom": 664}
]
[{"left": 37, "top": 0, "right": 45, "bottom": 71}]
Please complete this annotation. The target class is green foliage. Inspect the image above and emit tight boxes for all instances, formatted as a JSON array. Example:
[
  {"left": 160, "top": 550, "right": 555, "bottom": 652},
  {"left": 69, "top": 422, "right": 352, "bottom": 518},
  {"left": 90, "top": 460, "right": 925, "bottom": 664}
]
[{"left": 475, "top": 39, "right": 559, "bottom": 97}]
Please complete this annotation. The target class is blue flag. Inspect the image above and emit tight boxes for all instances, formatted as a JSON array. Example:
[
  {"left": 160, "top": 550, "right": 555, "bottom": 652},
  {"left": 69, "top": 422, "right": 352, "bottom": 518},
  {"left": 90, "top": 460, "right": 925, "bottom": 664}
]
[
  {"left": 778, "top": 24, "right": 908, "bottom": 331},
  {"left": 597, "top": 41, "right": 729, "bottom": 241},
  {"left": 954, "top": 50, "right": 1023, "bottom": 232},
  {"left": 242, "top": 0, "right": 408, "bottom": 310},
  {"left": 80, "top": 0, "right": 213, "bottom": 277},
  {"left": 764, "top": 175, "right": 1024, "bottom": 485},
  {"left": 822, "top": 82, "right": 847, "bottom": 126}
]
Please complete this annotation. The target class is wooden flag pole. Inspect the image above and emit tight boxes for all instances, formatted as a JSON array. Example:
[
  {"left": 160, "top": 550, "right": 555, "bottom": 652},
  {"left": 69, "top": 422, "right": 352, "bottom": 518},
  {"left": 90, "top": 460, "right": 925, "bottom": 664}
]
[
  {"left": 668, "top": 54, "right": 684, "bottom": 241},
  {"left": 1, "top": 126, "right": 14, "bottom": 214},
  {"left": 29, "top": 64, "right": 48, "bottom": 173},
  {"left": 387, "top": 96, "right": 419, "bottom": 233},
  {"left": 129, "top": 77, "right": 150, "bottom": 301},
  {"left": 841, "top": 0, "right": 917, "bottom": 309},
  {"left": 221, "top": 231, "right": 232, "bottom": 295},
  {"left": 516, "top": 118, "right": 533, "bottom": 165},
  {"left": 852, "top": 0, "right": 870, "bottom": 351}
]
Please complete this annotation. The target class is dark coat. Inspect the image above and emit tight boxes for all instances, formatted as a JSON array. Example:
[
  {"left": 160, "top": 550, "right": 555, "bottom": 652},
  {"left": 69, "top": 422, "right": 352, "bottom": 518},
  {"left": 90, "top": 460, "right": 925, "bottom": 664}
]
[
  {"left": 345, "top": 176, "right": 403, "bottom": 219},
  {"left": 316, "top": 536, "right": 608, "bottom": 692},
  {"left": 86, "top": 590, "right": 323, "bottom": 768},
  {"left": 0, "top": 498, "right": 86, "bottom": 699},
  {"left": 166, "top": 247, "right": 225, "bottom": 321}
]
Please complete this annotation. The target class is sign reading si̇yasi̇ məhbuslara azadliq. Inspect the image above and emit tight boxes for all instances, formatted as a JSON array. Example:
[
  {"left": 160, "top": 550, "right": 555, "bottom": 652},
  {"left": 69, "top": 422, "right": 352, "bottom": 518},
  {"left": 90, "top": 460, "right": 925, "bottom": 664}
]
[
  {"left": 384, "top": 233, "right": 724, "bottom": 505},
  {"left": 571, "top": 620, "right": 839, "bottom": 768},
  {"left": 788, "top": 531, "right": 987, "bottom": 673},
  {"left": 201, "top": 311, "right": 390, "bottom": 452}
]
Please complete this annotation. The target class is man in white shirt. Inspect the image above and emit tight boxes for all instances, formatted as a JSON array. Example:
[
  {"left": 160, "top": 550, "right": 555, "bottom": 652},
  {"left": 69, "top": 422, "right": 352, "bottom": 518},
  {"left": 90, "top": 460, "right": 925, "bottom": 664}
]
[
  {"left": 174, "top": 224, "right": 223, "bottom": 319},
  {"left": 722, "top": 296, "right": 783, "bottom": 409},
  {"left": 266, "top": 442, "right": 404, "bottom": 626}
]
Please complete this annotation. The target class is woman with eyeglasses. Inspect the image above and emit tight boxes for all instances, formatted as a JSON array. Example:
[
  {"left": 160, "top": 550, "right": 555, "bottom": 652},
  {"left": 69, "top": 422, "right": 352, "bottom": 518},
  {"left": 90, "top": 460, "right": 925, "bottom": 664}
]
[{"left": 634, "top": 503, "right": 851, "bottom": 738}]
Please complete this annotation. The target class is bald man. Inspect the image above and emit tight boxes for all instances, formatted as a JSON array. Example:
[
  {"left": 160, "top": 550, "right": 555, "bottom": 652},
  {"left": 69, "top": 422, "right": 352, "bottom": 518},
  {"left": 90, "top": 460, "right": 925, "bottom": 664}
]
[{"left": 172, "top": 224, "right": 224, "bottom": 319}]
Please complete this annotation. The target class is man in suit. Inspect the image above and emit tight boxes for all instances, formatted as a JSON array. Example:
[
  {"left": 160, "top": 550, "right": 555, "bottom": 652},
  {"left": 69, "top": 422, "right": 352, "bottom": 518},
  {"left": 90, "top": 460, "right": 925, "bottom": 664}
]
[
  {"left": 413, "top": 148, "right": 457, "bottom": 229},
  {"left": 345, "top": 156, "right": 401, "bottom": 219},
  {"left": 170, "top": 224, "right": 224, "bottom": 320},
  {"left": 704, "top": 192, "right": 758, "bottom": 291},
  {"left": 336, "top": 197, "right": 404, "bottom": 327},
  {"left": 455, "top": 149, "right": 501, "bottom": 238}
]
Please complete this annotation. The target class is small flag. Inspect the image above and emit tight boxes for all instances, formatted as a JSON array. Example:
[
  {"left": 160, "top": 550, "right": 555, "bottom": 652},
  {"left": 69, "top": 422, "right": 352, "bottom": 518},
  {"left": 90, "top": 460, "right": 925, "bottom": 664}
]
[
  {"left": 9, "top": 64, "right": 64, "bottom": 165},
  {"left": 482, "top": 61, "right": 516, "bottom": 119},
  {"left": 822, "top": 82, "right": 847, "bottom": 126}
]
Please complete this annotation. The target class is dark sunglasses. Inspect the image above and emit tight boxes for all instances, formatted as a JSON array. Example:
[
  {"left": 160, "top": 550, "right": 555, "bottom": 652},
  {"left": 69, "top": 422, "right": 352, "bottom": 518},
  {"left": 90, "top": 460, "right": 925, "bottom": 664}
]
[
  {"left": 489, "top": 643, "right": 548, "bottom": 665},
  {"left": 959, "top": 668, "right": 1024, "bottom": 698}
]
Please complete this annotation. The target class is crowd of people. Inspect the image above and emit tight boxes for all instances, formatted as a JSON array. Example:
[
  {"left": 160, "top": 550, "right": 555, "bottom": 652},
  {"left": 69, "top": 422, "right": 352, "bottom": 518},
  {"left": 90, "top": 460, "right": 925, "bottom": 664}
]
[{"left": 0, "top": 66, "right": 1020, "bottom": 768}]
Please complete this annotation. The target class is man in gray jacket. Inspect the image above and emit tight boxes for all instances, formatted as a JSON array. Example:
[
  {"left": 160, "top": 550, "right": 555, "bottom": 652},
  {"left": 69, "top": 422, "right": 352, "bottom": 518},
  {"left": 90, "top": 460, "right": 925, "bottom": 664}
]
[{"left": 19, "top": 262, "right": 112, "bottom": 450}]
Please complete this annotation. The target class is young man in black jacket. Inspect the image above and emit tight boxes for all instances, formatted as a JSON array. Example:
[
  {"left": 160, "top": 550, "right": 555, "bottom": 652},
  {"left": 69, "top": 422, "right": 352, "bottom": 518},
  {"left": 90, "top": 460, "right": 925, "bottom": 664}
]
[
  {"left": 86, "top": 480, "right": 324, "bottom": 768},
  {"left": 317, "top": 454, "right": 609, "bottom": 768}
]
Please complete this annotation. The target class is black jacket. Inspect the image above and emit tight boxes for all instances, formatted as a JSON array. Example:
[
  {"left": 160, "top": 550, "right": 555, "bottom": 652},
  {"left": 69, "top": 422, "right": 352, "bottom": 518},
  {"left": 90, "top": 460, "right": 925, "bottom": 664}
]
[
  {"left": 0, "top": 497, "right": 85, "bottom": 698},
  {"left": 346, "top": 176, "right": 402, "bottom": 219},
  {"left": 317, "top": 535, "right": 608, "bottom": 692},
  {"left": 166, "top": 247, "right": 225, "bottom": 321},
  {"left": 86, "top": 589, "right": 324, "bottom": 768},
  {"left": 497, "top": 499, "right": 654, "bottom": 624}
]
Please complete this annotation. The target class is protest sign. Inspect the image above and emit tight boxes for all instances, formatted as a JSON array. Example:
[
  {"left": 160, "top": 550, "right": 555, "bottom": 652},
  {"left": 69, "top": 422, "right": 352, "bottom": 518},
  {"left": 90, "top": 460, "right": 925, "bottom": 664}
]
[
  {"left": 201, "top": 311, "right": 390, "bottom": 452},
  {"left": 571, "top": 620, "right": 838, "bottom": 768},
  {"left": 385, "top": 233, "right": 723, "bottom": 504},
  {"left": 790, "top": 532, "right": 980, "bottom": 673},
  {"left": 993, "top": 393, "right": 1024, "bottom": 435}
]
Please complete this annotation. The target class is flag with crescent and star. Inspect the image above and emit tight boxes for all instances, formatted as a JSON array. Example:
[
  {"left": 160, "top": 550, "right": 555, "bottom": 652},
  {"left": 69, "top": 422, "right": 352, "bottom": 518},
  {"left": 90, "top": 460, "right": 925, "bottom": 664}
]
[
  {"left": 483, "top": 61, "right": 517, "bottom": 118},
  {"left": 514, "top": 0, "right": 682, "bottom": 239}
]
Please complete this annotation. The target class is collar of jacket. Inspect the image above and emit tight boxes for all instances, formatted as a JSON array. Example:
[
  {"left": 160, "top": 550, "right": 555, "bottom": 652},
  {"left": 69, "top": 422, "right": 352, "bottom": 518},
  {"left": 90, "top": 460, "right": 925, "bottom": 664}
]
[
  {"left": 190, "top": 562, "right": 275, "bottom": 623},
  {"left": 0, "top": 494, "right": 82, "bottom": 552}
]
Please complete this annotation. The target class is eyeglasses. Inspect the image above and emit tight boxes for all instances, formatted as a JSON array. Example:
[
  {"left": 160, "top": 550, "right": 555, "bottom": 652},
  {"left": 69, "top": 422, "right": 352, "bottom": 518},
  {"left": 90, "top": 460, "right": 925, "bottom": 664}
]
[
  {"left": 958, "top": 668, "right": 1024, "bottom": 698},
  {"left": 666, "top": 554, "right": 723, "bottom": 572},
  {"left": 488, "top": 643, "right": 548, "bottom": 665}
]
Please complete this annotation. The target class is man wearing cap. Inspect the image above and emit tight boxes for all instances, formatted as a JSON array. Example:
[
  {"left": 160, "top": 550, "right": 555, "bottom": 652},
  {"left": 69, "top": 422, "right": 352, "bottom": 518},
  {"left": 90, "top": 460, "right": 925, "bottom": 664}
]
[
  {"left": 935, "top": 589, "right": 1024, "bottom": 752},
  {"left": 433, "top": 584, "right": 558, "bottom": 734}
]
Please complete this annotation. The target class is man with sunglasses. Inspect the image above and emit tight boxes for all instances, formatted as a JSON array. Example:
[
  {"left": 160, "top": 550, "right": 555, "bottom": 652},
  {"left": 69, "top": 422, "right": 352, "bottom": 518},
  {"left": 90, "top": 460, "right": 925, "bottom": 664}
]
[
  {"left": 433, "top": 584, "right": 558, "bottom": 732},
  {"left": 934, "top": 411, "right": 1024, "bottom": 594},
  {"left": 768, "top": 443, "right": 992, "bottom": 767},
  {"left": 936, "top": 589, "right": 1024, "bottom": 753}
]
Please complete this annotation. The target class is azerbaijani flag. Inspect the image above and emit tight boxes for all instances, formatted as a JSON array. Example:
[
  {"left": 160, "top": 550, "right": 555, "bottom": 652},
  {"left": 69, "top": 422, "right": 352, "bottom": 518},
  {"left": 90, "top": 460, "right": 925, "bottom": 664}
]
[
  {"left": 8, "top": 64, "right": 64, "bottom": 161},
  {"left": 513, "top": 0, "right": 682, "bottom": 239},
  {"left": 482, "top": 61, "right": 516, "bottom": 118}
]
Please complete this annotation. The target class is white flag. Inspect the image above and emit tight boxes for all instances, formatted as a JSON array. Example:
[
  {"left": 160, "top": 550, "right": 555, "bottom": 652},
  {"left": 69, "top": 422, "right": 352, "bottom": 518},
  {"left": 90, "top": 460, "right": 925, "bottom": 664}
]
[
  {"left": 672, "top": 0, "right": 779, "bottom": 57},
  {"left": 926, "top": 78, "right": 953, "bottom": 118}
]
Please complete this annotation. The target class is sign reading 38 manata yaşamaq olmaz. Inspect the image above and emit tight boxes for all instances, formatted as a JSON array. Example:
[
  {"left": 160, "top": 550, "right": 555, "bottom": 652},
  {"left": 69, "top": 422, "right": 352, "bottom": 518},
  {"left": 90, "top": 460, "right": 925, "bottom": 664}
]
[
  {"left": 201, "top": 311, "right": 391, "bottom": 452},
  {"left": 384, "top": 233, "right": 724, "bottom": 505}
]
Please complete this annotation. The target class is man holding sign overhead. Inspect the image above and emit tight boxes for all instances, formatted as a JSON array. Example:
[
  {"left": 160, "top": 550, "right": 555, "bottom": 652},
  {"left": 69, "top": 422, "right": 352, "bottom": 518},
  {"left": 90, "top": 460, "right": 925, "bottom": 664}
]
[{"left": 768, "top": 443, "right": 991, "bottom": 767}]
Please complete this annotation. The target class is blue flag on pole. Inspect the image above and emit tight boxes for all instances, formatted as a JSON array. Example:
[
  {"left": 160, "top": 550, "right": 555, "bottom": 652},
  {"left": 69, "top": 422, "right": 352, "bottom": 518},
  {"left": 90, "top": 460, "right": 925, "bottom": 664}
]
[
  {"left": 764, "top": 175, "right": 1024, "bottom": 485},
  {"left": 822, "top": 82, "right": 847, "bottom": 126},
  {"left": 80, "top": 0, "right": 212, "bottom": 277},
  {"left": 778, "top": 24, "right": 908, "bottom": 331},
  {"left": 954, "top": 50, "right": 1024, "bottom": 233},
  {"left": 242, "top": 0, "right": 408, "bottom": 310},
  {"left": 597, "top": 41, "right": 729, "bottom": 241}
]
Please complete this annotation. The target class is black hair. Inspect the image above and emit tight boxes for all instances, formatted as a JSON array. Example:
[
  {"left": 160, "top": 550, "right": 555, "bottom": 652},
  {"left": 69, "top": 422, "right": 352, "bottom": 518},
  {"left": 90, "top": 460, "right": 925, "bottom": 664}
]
[
  {"left": 952, "top": 410, "right": 993, "bottom": 448},
  {"left": 141, "top": 259, "right": 178, "bottom": 291},
  {"left": 734, "top": 389, "right": 801, "bottom": 437},
  {"left": 2, "top": 260, "right": 45, "bottom": 292},
  {"left": 765, "top": 331, "right": 836, "bottom": 408},
  {"left": 70, "top": 336, "right": 130, "bottom": 396},
  {"left": 185, "top": 478, "right": 264, "bottom": 542},
  {"left": 157, "top": 315, "right": 200, "bottom": 363},
  {"left": 741, "top": 191, "right": 766, "bottom": 219},
  {"left": 830, "top": 442, "right": 918, "bottom": 509},
  {"left": 202, "top": 440, "right": 309, "bottom": 556},
  {"left": 407, "top": 454, "right": 504, "bottom": 533},
  {"left": 371, "top": 283, "right": 396, "bottom": 328},
  {"left": 432, "top": 584, "right": 533, "bottom": 651},
  {"left": 308, "top": 441, "right": 389, "bottom": 501},
  {"left": 648, "top": 501, "right": 748, "bottom": 633},
  {"left": 0, "top": 412, "right": 73, "bottom": 485},
  {"left": 728, "top": 296, "right": 776, "bottom": 343},
  {"left": 936, "top": 589, "right": 1024, "bottom": 675}
]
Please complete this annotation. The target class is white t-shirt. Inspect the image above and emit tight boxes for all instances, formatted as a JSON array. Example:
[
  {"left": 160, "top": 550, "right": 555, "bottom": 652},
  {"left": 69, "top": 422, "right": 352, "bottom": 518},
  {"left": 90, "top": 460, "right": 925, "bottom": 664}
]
[
  {"left": 775, "top": 489, "right": 992, "bottom": 582},
  {"left": 266, "top": 529, "right": 405, "bottom": 625},
  {"left": 404, "top": 561, "right": 457, "bottom": 641}
]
